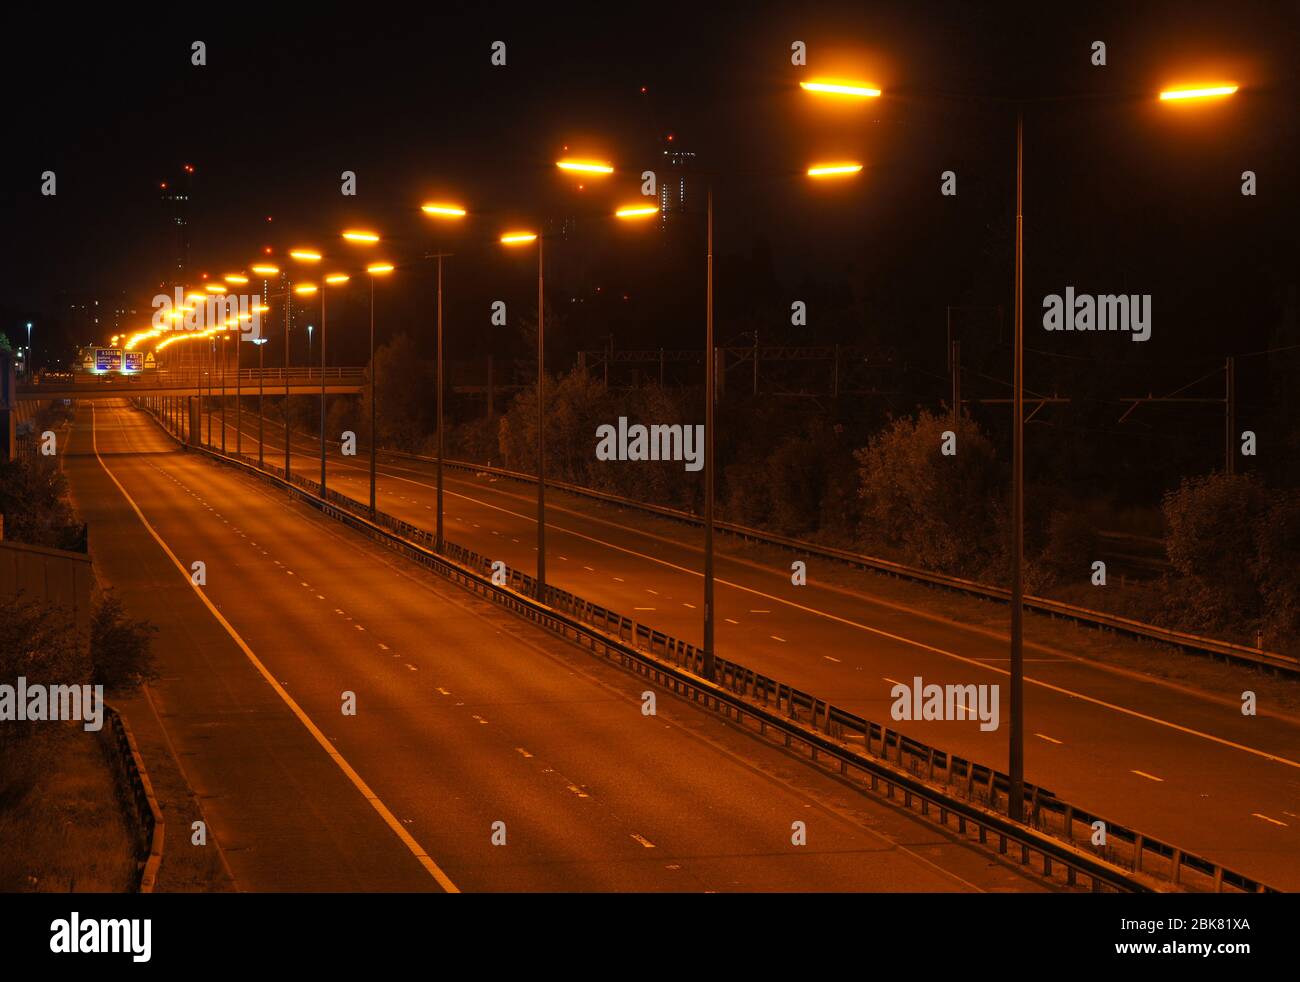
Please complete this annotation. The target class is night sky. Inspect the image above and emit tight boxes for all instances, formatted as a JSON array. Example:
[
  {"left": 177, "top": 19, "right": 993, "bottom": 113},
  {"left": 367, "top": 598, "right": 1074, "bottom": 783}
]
[{"left": 2, "top": 1, "right": 1296, "bottom": 426}]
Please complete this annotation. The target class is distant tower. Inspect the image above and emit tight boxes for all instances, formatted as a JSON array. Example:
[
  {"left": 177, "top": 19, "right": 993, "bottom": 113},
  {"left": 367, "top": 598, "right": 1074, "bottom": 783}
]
[
  {"left": 158, "top": 163, "right": 194, "bottom": 284},
  {"left": 658, "top": 134, "right": 696, "bottom": 229}
]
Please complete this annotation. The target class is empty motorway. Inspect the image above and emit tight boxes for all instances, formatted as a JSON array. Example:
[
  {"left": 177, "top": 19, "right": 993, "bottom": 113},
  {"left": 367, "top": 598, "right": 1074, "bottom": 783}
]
[
  {"left": 191, "top": 407, "right": 1300, "bottom": 889},
  {"left": 59, "top": 401, "right": 1047, "bottom": 892}
]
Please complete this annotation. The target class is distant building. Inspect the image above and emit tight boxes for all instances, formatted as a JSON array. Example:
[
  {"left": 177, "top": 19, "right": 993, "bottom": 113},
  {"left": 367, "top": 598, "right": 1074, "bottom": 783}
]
[
  {"left": 60, "top": 291, "right": 138, "bottom": 344},
  {"left": 658, "top": 138, "right": 697, "bottom": 229},
  {"left": 158, "top": 164, "right": 194, "bottom": 284}
]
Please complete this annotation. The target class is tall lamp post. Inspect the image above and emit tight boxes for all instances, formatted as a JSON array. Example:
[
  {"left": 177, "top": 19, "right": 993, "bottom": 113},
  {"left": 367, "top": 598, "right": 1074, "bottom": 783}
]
[
  {"left": 289, "top": 247, "right": 323, "bottom": 483},
  {"left": 363, "top": 261, "right": 394, "bottom": 517},
  {"left": 251, "top": 262, "right": 286, "bottom": 475},
  {"left": 318, "top": 272, "right": 350, "bottom": 491},
  {"left": 420, "top": 202, "right": 469, "bottom": 553},
  {"left": 220, "top": 333, "right": 229, "bottom": 453},
  {"left": 500, "top": 229, "right": 547, "bottom": 598},
  {"left": 340, "top": 230, "right": 386, "bottom": 515},
  {"left": 203, "top": 283, "right": 226, "bottom": 446},
  {"left": 801, "top": 72, "right": 1236, "bottom": 822},
  {"left": 254, "top": 336, "right": 268, "bottom": 467},
  {"left": 223, "top": 273, "right": 250, "bottom": 455}
]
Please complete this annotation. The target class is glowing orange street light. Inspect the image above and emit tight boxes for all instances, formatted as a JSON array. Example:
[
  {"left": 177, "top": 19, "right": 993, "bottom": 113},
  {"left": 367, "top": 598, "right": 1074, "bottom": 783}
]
[
  {"left": 363, "top": 262, "right": 395, "bottom": 516},
  {"left": 420, "top": 203, "right": 469, "bottom": 547},
  {"left": 289, "top": 248, "right": 322, "bottom": 263},
  {"left": 1159, "top": 83, "right": 1238, "bottom": 102},
  {"left": 807, "top": 162, "right": 864, "bottom": 178},
  {"left": 421, "top": 202, "right": 467, "bottom": 218},
  {"left": 341, "top": 229, "right": 380, "bottom": 243},
  {"left": 498, "top": 227, "right": 548, "bottom": 597},
  {"left": 204, "top": 283, "right": 227, "bottom": 293},
  {"left": 223, "top": 273, "right": 249, "bottom": 284},
  {"left": 555, "top": 158, "right": 614, "bottom": 175},
  {"left": 300, "top": 272, "right": 350, "bottom": 490},
  {"left": 250, "top": 263, "right": 280, "bottom": 276},
  {"left": 614, "top": 204, "right": 659, "bottom": 219},
  {"left": 800, "top": 79, "right": 882, "bottom": 98}
]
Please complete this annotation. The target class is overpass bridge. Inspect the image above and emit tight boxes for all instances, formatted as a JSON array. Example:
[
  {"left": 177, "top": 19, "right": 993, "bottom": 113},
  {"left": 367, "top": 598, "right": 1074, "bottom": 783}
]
[{"left": 14, "top": 367, "right": 367, "bottom": 401}]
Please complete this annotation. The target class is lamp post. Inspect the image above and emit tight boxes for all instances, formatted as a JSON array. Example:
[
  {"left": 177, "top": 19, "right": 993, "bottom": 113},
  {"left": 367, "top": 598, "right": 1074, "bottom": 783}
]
[
  {"left": 254, "top": 267, "right": 290, "bottom": 476},
  {"left": 340, "top": 230, "right": 387, "bottom": 516},
  {"left": 220, "top": 333, "right": 228, "bottom": 453},
  {"left": 802, "top": 72, "right": 1237, "bottom": 822},
  {"left": 1010, "top": 107, "right": 1025, "bottom": 818},
  {"left": 251, "top": 263, "right": 280, "bottom": 467},
  {"left": 704, "top": 186, "right": 715, "bottom": 682},
  {"left": 224, "top": 274, "right": 249, "bottom": 456},
  {"left": 255, "top": 337, "right": 267, "bottom": 467},
  {"left": 319, "top": 273, "right": 350, "bottom": 491},
  {"left": 364, "top": 262, "right": 394, "bottom": 517},
  {"left": 420, "top": 202, "right": 469, "bottom": 553},
  {"left": 289, "top": 248, "right": 323, "bottom": 483},
  {"left": 500, "top": 229, "right": 546, "bottom": 598}
]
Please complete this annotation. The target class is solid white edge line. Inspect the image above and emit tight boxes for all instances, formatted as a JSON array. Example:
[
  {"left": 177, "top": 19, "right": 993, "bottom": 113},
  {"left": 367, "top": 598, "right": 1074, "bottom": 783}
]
[{"left": 91, "top": 404, "right": 459, "bottom": 893}]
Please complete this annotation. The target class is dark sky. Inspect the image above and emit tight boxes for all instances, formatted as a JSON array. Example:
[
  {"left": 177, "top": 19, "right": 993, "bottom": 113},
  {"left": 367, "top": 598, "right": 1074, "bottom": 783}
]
[{"left": 1, "top": 0, "right": 1295, "bottom": 387}]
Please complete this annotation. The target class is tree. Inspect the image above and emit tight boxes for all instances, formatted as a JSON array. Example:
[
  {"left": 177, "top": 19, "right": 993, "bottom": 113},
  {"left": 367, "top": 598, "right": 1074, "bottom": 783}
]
[
  {"left": 0, "top": 457, "right": 82, "bottom": 551},
  {"left": 1163, "top": 473, "right": 1267, "bottom": 625},
  {"left": 854, "top": 410, "right": 1003, "bottom": 577},
  {"left": 90, "top": 592, "right": 157, "bottom": 692},
  {"left": 360, "top": 334, "right": 433, "bottom": 451},
  {"left": 0, "top": 597, "right": 87, "bottom": 749},
  {"left": 1254, "top": 490, "right": 1300, "bottom": 649}
]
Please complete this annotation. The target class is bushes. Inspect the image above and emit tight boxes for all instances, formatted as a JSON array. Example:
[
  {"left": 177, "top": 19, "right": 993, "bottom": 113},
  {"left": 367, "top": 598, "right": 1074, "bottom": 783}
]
[
  {"left": 363, "top": 334, "right": 433, "bottom": 452},
  {"left": 0, "top": 457, "right": 84, "bottom": 552},
  {"left": 1255, "top": 490, "right": 1300, "bottom": 648},
  {"left": 1161, "top": 474, "right": 1300, "bottom": 647},
  {"left": 1163, "top": 474, "right": 1266, "bottom": 616},
  {"left": 0, "top": 596, "right": 89, "bottom": 750},
  {"left": 90, "top": 592, "right": 157, "bottom": 692},
  {"left": 854, "top": 411, "right": 1004, "bottom": 578},
  {"left": 1037, "top": 508, "right": 1102, "bottom": 588}
]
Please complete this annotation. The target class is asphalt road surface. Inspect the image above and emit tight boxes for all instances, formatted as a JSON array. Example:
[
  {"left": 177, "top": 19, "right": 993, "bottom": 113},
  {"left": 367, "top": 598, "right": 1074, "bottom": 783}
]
[
  {"left": 191, "top": 406, "right": 1300, "bottom": 889},
  {"left": 61, "top": 401, "right": 1047, "bottom": 893}
]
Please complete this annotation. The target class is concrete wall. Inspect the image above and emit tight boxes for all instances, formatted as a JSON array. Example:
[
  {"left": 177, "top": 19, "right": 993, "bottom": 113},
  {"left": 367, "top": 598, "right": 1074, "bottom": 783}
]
[{"left": 0, "top": 538, "right": 93, "bottom": 636}]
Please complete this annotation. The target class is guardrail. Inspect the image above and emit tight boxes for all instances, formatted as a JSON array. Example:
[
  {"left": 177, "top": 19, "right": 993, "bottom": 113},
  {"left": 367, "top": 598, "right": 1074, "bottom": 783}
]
[
  {"left": 19, "top": 367, "right": 366, "bottom": 390},
  {"left": 140, "top": 401, "right": 1280, "bottom": 894},
  {"left": 102, "top": 704, "right": 165, "bottom": 893},
  {"left": 358, "top": 447, "right": 1293, "bottom": 676}
]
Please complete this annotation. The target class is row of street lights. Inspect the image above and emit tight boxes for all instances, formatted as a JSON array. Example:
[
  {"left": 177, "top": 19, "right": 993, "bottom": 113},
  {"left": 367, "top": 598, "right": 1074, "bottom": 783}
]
[{"left": 134, "top": 73, "right": 1237, "bottom": 827}]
